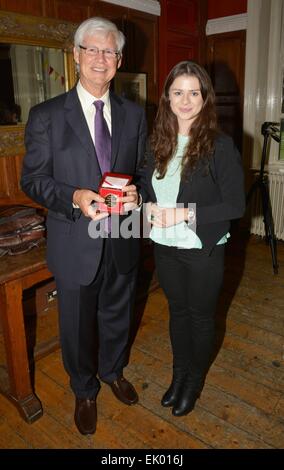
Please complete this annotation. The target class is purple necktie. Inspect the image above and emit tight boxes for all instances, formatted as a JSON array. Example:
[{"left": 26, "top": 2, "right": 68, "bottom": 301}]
[
  {"left": 94, "top": 100, "right": 111, "bottom": 175},
  {"left": 94, "top": 100, "right": 111, "bottom": 233}
]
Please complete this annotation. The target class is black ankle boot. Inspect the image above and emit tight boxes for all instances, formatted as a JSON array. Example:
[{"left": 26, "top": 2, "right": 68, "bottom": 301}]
[
  {"left": 172, "top": 377, "right": 203, "bottom": 416},
  {"left": 172, "top": 389, "right": 200, "bottom": 416},
  {"left": 161, "top": 369, "right": 186, "bottom": 407}
]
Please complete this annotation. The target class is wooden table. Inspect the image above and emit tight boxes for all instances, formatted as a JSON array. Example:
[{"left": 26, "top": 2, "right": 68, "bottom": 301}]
[{"left": 0, "top": 244, "right": 52, "bottom": 423}]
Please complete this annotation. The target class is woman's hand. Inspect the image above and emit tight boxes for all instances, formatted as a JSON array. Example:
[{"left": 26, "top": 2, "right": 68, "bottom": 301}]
[{"left": 148, "top": 204, "right": 187, "bottom": 228}]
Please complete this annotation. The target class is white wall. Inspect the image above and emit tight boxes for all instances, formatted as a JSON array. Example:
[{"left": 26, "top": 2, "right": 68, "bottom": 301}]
[{"left": 243, "top": 0, "right": 283, "bottom": 170}]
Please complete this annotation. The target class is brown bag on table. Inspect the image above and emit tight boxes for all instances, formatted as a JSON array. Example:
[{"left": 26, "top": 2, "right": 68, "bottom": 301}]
[{"left": 0, "top": 206, "right": 46, "bottom": 256}]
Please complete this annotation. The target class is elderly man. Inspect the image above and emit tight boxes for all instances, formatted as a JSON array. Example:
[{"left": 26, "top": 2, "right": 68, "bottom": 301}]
[{"left": 21, "top": 17, "right": 147, "bottom": 435}]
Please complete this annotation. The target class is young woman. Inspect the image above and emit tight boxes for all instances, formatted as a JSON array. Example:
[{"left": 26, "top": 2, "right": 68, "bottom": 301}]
[{"left": 144, "top": 61, "right": 245, "bottom": 417}]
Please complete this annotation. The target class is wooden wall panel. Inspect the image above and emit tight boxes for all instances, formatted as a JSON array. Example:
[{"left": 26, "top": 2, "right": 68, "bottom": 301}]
[
  {"left": 52, "top": 0, "right": 90, "bottom": 22},
  {"left": 0, "top": 154, "right": 37, "bottom": 205},
  {"left": 128, "top": 9, "right": 158, "bottom": 130},
  {"left": 0, "top": 0, "right": 44, "bottom": 16},
  {"left": 207, "top": 0, "right": 247, "bottom": 19},
  {"left": 92, "top": 1, "right": 127, "bottom": 25},
  {"left": 158, "top": 0, "right": 207, "bottom": 96},
  {"left": 14, "top": 155, "right": 24, "bottom": 192},
  {"left": 167, "top": 43, "right": 196, "bottom": 73},
  {"left": 0, "top": 157, "right": 10, "bottom": 199},
  {"left": 167, "top": 0, "right": 197, "bottom": 34},
  {"left": 206, "top": 30, "right": 246, "bottom": 151},
  {"left": 0, "top": 154, "right": 30, "bottom": 203}
]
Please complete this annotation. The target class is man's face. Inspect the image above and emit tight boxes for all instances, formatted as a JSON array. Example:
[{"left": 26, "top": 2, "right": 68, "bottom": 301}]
[{"left": 73, "top": 31, "right": 122, "bottom": 96}]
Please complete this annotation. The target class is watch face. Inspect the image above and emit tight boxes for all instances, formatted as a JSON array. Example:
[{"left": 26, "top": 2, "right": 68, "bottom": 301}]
[
  {"left": 105, "top": 194, "right": 118, "bottom": 208},
  {"left": 188, "top": 208, "right": 196, "bottom": 225}
]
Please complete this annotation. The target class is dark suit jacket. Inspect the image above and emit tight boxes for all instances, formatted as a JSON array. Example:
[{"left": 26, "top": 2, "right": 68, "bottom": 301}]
[
  {"left": 21, "top": 87, "right": 147, "bottom": 284},
  {"left": 143, "top": 134, "right": 246, "bottom": 254}
]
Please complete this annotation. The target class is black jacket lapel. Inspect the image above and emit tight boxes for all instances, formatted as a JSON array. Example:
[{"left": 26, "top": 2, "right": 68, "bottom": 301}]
[
  {"left": 110, "top": 92, "right": 126, "bottom": 170},
  {"left": 64, "top": 88, "right": 96, "bottom": 161}
]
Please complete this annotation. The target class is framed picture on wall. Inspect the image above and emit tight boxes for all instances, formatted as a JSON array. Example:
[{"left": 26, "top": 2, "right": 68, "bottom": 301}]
[{"left": 114, "top": 72, "right": 147, "bottom": 108}]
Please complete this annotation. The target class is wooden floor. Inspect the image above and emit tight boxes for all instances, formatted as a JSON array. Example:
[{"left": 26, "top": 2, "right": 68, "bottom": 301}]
[{"left": 0, "top": 233, "right": 283, "bottom": 449}]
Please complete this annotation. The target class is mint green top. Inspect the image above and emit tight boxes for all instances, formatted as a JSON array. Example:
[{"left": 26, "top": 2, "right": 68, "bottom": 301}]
[{"left": 150, "top": 134, "right": 230, "bottom": 248}]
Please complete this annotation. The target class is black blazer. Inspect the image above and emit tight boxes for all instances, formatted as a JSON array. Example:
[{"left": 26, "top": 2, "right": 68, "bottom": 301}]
[
  {"left": 143, "top": 134, "right": 245, "bottom": 254},
  {"left": 21, "top": 87, "right": 147, "bottom": 284}
]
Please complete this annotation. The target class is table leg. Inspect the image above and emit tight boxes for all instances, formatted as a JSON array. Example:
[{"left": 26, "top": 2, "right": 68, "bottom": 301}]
[{"left": 0, "top": 280, "right": 43, "bottom": 423}]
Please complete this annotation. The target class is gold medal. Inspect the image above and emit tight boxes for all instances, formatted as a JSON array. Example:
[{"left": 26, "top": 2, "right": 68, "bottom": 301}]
[{"left": 105, "top": 194, "right": 117, "bottom": 208}]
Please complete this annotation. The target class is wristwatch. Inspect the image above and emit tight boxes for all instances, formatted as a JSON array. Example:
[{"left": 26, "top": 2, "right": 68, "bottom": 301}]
[{"left": 186, "top": 207, "right": 196, "bottom": 225}]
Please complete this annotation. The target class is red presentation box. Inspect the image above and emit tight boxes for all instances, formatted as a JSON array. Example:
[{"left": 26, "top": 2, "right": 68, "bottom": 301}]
[{"left": 98, "top": 172, "right": 132, "bottom": 214}]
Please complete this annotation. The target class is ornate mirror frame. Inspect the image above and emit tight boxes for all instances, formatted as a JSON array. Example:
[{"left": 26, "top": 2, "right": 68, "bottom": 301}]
[{"left": 0, "top": 10, "right": 77, "bottom": 157}]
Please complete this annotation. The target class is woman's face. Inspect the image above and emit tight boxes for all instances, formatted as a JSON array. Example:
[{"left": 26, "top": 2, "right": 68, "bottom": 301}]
[{"left": 168, "top": 74, "right": 204, "bottom": 134}]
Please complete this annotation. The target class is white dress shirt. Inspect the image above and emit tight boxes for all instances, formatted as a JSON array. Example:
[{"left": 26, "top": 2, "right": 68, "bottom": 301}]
[
  {"left": 76, "top": 80, "right": 112, "bottom": 143},
  {"left": 72, "top": 81, "right": 112, "bottom": 208},
  {"left": 73, "top": 81, "right": 141, "bottom": 210}
]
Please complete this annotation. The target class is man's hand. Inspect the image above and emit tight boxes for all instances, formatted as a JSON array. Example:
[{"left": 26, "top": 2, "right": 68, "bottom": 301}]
[
  {"left": 120, "top": 184, "right": 139, "bottom": 212},
  {"left": 73, "top": 189, "right": 109, "bottom": 221}
]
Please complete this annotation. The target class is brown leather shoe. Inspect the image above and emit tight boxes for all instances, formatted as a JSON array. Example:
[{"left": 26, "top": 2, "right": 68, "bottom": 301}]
[
  {"left": 74, "top": 397, "right": 97, "bottom": 435},
  {"left": 109, "top": 376, "right": 138, "bottom": 405}
]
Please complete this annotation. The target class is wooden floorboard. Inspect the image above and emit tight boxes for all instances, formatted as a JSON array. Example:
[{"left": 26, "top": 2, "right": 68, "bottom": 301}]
[{"left": 0, "top": 233, "right": 283, "bottom": 449}]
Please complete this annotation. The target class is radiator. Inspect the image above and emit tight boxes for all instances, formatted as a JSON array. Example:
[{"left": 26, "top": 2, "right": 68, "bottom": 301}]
[{"left": 250, "top": 171, "right": 284, "bottom": 241}]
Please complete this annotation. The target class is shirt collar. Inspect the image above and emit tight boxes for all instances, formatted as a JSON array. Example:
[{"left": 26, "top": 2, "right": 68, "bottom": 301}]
[{"left": 76, "top": 80, "right": 111, "bottom": 113}]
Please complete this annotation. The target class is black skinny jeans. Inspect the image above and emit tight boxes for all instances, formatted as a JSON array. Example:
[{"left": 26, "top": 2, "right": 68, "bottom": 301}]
[{"left": 154, "top": 242, "right": 225, "bottom": 385}]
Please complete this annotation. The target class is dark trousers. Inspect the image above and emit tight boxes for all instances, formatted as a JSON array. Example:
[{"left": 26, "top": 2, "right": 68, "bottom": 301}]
[
  {"left": 154, "top": 243, "right": 225, "bottom": 384},
  {"left": 56, "top": 238, "right": 138, "bottom": 399}
]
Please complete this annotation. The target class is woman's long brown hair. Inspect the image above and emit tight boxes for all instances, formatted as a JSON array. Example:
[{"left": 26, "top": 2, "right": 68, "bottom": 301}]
[{"left": 150, "top": 61, "right": 219, "bottom": 180}]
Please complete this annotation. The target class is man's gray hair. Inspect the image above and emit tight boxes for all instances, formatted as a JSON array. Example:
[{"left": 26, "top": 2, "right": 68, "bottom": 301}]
[{"left": 74, "top": 17, "right": 125, "bottom": 53}]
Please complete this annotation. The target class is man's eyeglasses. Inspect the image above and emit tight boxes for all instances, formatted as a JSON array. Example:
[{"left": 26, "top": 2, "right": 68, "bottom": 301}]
[{"left": 79, "top": 45, "right": 120, "bottom": 59}]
